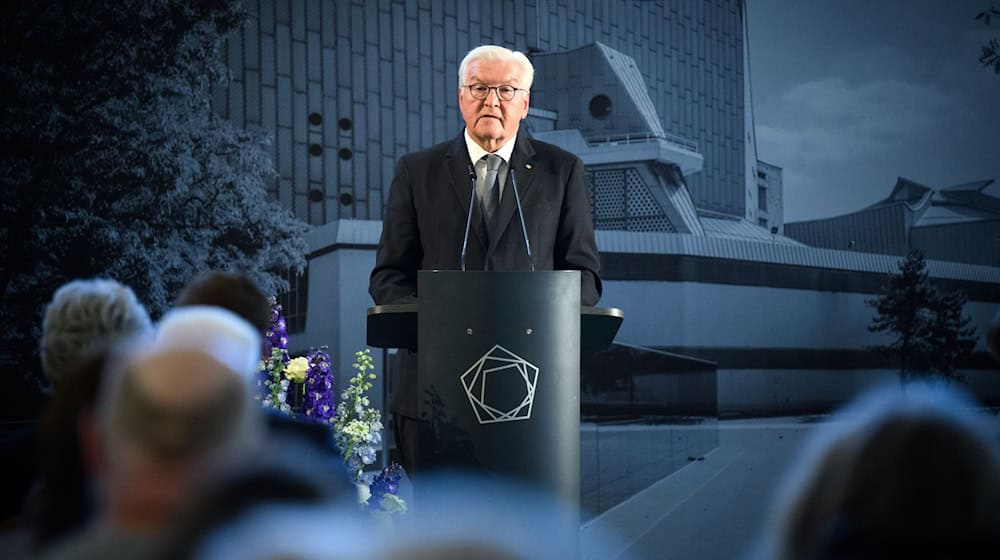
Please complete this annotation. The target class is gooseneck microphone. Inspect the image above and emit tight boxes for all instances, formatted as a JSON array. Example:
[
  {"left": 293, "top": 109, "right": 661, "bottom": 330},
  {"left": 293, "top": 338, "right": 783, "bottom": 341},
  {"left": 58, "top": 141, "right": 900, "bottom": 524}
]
[
  {"left": 508, "top": 169, "right": 534, "bottom": 272},
  {"left": 460, "top": 163, "right": 477, "bottom": 271}
]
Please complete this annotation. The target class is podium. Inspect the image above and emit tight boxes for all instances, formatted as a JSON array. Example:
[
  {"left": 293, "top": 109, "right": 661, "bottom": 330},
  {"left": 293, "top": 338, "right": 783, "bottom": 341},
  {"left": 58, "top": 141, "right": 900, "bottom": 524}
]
[{"left": 367, "top": 270, "right": 622, "bottom": 509}]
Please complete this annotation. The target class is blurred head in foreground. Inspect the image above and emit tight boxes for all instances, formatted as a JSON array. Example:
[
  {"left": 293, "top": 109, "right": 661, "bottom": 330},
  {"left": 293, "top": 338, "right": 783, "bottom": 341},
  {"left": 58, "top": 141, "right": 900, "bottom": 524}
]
[
  {"left": 153, "top": 434, "right": 355, "bottom": 560},
  {"left": 175, "top": 270, "right": 271, "bottom": 335},
  {"left": 187, "top": 472, "right": 620, "bottom": 560},
  {"left": 89, "top": 306, "right": 264, "bottom": 531},
  {"left": 31, "top": 278, "right": 151, "bottom": 548},
  {"left": 40, "top": 278, "right": 152, "bottom": 386},
  {"left": 753, "top": 383, "right": 1000, "bottom": 560}
]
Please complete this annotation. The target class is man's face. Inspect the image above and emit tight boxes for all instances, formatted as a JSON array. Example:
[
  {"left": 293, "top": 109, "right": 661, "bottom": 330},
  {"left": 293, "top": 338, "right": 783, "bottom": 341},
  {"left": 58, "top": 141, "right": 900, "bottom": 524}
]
[{"left": 459, "top": 59, "right": 530, "bottom": 152}]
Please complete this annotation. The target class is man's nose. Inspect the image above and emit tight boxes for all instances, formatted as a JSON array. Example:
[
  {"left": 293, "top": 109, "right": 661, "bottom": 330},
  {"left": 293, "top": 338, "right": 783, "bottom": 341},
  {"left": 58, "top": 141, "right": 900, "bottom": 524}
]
[{"left": 484, "top": 87, "right": 502, "bottom": 106}]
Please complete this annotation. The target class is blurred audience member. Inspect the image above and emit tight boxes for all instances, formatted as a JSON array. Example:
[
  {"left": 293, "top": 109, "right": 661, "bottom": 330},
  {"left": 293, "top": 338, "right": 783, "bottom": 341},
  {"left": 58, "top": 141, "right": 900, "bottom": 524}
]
[
  {"left": 1, "top": 279, "right": 151, "bottom": 553},
  {"left": 41, "top": 306, "right": 264, "bottom": 560},
  {"left": 40, "top": 278, "right": 152, "bottom": 387},
  {"left": 152, "top": 305, "right": 263, "bottom": 384},
  {"left": 751, "top": 383, "right": 1000, "bottom": 560},
  {"left": 154, "top": 435, "right": 355, "bottom": 560},
  {"left": 175, "top": 271, "right": 271, "bottom": 334},
  {"left": 183, "top": 504, "right": 375, "bottom": 560},
  {"left": 174, "top": 270, "right": 355, "bottom": 495},
  {"left": 30, "top": 353, "right": 108, "bottom": 551},
  {"left": 184, "top": 472, "right": 607, "bottom": 560}
]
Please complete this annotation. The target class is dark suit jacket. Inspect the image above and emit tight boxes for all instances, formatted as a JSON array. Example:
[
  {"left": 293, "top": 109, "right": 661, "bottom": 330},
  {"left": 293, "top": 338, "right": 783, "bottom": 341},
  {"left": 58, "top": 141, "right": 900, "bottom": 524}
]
[{"left": 369, "top": 131, "right": 602, "bottom": 417}]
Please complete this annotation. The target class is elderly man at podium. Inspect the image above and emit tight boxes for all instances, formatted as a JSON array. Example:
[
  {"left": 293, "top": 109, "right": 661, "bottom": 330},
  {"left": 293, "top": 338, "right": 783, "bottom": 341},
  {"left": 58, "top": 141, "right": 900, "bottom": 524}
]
[{"left": 369, "top": 44, "right": 601, "bottom": 474}]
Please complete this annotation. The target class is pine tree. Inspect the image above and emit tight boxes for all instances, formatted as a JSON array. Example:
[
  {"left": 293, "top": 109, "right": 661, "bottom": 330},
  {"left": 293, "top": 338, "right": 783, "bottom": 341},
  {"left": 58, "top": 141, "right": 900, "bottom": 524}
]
[
  {"left": 867, "top": 250, "right": 978, "bottom": 383},
  {"left": 925, "top": 289, "right": 978, "bottom": 381},
  {"left": 0, "top": 0, "right": 308, "bottom": 385}
]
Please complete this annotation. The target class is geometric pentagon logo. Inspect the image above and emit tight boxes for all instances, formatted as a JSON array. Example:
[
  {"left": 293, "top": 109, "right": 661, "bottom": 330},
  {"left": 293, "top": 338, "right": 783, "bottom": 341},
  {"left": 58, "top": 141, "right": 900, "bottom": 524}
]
[{"left": 460, "top": 344, "right": 539, "bottom": 424}]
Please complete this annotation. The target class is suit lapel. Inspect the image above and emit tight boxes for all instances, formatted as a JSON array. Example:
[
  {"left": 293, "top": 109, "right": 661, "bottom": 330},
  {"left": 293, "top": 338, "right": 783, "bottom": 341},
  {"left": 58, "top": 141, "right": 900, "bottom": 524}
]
[
  {"left": 445, "top": 134, "right": 487, "bottom": 253},
  {"left": 486, "top": 134, "right": 536, "bottom": 255}
]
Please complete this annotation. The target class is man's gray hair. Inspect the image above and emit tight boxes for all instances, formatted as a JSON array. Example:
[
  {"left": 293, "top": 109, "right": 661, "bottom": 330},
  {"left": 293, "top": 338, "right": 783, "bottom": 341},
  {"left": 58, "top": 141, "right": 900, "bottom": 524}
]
[
  {"left": 40, "top": 278, "right": 152, "bottom": 385},
  {"left": 458, "top": 45, "right": 534, "bottom": 89}
]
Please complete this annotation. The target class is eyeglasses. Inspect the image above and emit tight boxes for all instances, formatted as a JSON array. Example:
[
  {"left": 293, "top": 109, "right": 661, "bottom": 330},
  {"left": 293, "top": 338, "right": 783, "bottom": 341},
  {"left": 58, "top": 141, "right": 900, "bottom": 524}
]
[{"left": 462, "top": 84, "right": 527, "bottom": 101}]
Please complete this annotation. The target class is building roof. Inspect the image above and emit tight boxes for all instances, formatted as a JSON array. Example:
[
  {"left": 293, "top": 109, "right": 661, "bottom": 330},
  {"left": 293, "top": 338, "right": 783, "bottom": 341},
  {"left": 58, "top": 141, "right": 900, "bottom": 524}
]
[
  {"left": 595, "top": 230, "right": 1000, "bottom": 284},
  {"left": 594, "top": 42, "right": 666, "bottom": 138},
  {"left": 915, "top": 204, "right": 987, "bottom": 226},
  {"left": 700, "top": 217, "right": 804, "bottom": 246},
  {"left": 789, "top": 177, "right": 1000, "bottom": 230},
  {"left": 306, "top": 220, "right": 1000, "bottom": 286},
  {"left": 877, "top": 176, "right": 934, "bottom": 209},
  {"left": 935, "top": 179, "right": 1000, "bottom": 215}
]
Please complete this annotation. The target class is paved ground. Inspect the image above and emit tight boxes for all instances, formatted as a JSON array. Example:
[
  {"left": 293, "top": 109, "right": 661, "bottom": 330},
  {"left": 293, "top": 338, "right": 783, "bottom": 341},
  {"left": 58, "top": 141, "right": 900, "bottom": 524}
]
[
  {"left": 581, "top": 417, "right": 825, "bottom": 560},
  {"left": 583, "top": 411, "right": 1000, "bottom": 560},
  {"left": 581, "top": 420, "right": 719, "bottom": 522}
]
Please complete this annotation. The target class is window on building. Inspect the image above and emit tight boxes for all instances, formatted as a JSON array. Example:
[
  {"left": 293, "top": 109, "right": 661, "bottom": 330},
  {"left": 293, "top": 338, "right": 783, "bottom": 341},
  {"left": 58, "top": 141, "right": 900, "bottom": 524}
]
[
  {"left": 757, "top": 170, "right": 767, "bottom": 180},
  {"left": 277, "top": 266, "right": 309, "bottom": 334},
  {"left": 758, "top": 186, "right": 767, "bottom": 211},
  {"left": 758, "top": 217, "right": 768, "bottom": 226},
  {"left": 588, "top": 168, "right": 675, "bottom": 232},
  {"left": 589, "top": 95, "right": 612, "bottom": 119}
]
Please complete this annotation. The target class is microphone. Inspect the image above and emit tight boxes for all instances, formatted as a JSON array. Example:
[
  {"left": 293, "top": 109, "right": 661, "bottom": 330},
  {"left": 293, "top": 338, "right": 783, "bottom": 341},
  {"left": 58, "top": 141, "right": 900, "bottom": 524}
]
[
  {"left": 460, "top": 163, "right": 477, "bottom": 272},
  {"left": 508, "top": 168, "right": 534, "bottom": 272}
]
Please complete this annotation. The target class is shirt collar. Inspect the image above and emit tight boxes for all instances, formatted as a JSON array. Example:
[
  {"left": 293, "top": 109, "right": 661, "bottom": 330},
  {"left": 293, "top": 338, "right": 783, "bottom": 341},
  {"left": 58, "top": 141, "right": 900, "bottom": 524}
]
[{"left": 464, "top": 129, "right": 517, "bottom": 166}]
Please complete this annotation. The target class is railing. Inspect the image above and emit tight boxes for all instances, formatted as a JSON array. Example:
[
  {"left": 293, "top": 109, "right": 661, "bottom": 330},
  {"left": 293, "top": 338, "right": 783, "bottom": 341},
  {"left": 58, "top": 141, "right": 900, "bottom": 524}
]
[{"left": 585, "top": 131, "right": 699, "bottom": 153}]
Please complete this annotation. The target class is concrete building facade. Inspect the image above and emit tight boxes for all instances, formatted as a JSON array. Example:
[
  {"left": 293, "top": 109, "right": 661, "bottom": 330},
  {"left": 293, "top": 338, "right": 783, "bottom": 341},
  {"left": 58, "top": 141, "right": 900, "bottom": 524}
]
[
  {"left": 211, "top": 0, "right": 1000, "bottom": 515},
  {"left": 755, "top": 159, "right": 783, "bottom": 233},
  {"left": 212, "top": 0, "right": 1000, "bottom": 408},
  {"left": 214, "top": 0, "right": 755, "bottom": 227}
]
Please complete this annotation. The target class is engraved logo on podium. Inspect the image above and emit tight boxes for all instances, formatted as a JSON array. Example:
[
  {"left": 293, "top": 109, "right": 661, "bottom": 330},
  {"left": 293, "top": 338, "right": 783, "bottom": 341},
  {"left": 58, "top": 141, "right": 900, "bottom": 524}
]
[{"left": 460, "top": 345, "right": 539, "bottom": 424}]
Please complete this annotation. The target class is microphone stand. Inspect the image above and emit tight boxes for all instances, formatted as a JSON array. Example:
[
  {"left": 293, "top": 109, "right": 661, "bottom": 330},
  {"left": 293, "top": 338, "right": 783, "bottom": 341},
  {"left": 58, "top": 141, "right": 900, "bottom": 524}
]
[
  {"left": 508, "top": 169, "right": 534, "bottom": 272},
  {"left": 460, "top": 164, "right": 477, "bottom": 272}
]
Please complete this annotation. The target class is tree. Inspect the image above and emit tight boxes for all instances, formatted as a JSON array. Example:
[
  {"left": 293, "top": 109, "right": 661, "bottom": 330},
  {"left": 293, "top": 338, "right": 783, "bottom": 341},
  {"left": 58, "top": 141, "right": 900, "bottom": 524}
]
[
  {"left": 0, "top": 0, "right": 308, "bottom": 387},
  {"left": 867, "top": 250, "right": 978, "bottom": 383},
  {"left": 976, "top": 6, "right": 1000, "bottom": 74},
  {"left": 924, "top": 289, "right": 978, "bottom": 380}
]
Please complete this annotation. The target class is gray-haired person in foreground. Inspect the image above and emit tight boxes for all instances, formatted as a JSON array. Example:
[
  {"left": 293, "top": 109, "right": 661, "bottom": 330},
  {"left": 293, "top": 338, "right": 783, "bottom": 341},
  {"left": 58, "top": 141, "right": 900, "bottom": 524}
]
[
  {"left": 41, "top": 306, "right": 265, "bottom": 560},
  {"left": 40, "top": 278, "right": 152, "bottom": 387}
]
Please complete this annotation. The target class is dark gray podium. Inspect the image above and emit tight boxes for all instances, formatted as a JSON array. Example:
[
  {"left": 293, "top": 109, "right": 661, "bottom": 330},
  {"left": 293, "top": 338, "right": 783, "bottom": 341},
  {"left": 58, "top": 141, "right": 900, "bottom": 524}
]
[{"left": 367, "top": 270, "right": 622, "bottom": 510}]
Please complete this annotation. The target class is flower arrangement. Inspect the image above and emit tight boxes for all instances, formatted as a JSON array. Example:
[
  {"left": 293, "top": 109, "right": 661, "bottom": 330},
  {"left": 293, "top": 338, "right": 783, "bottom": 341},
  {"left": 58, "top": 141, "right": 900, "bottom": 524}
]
[
  {"left": 333, "top": 349, "right": 382, "bottom": 476},
  {"left": 333, "top": 350, "right": 406, "bottom": 516},
  {"left": 367, "top": 462, "right": 406, "bottom": 519},
  {"left": 257, "top": 299, "right": 405, "bottom": 517},
  {"left": 259, "top": 297, "right": 292, "bottom": 413},
  {"left": 302, "top": 347, "right": 337, "bottom": 423}
]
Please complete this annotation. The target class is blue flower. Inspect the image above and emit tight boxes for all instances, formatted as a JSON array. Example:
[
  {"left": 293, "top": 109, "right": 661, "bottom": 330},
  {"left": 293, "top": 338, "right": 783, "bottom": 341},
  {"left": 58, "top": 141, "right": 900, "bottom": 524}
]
[
  {"left": 368, "top": 463, "right": 403, "bottom": 507},
  {"left": 302, "top": 346, "right": 336, "bottom": 422}
]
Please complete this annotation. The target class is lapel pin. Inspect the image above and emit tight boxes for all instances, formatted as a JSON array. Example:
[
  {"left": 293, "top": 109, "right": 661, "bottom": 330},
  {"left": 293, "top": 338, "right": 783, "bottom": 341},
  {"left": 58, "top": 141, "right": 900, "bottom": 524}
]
[{"left": 524, "top": 163, "right": 532, "bottom": 170}]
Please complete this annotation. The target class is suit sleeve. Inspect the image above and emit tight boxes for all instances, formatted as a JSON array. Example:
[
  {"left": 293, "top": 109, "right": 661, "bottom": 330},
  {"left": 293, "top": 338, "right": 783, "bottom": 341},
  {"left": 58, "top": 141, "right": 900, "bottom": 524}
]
[
  {"left": 555, "top": 157, "right": 602, "bottom": 306},
  {"left": 369, "top": 157, "right": 422, "bottom": 304}
]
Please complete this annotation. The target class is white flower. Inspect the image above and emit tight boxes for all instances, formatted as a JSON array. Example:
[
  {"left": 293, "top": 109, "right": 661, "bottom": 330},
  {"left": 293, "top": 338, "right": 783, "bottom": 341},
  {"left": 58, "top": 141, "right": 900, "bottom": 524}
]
[
  {"left": 380, "top": 494, "right": 407, "bottom": 515},
  {"left": 284, "top": 356, "right": 309, "bottom": 382},
  {"left": 356, "top": 483, "right": 371, "bottom": 505}
]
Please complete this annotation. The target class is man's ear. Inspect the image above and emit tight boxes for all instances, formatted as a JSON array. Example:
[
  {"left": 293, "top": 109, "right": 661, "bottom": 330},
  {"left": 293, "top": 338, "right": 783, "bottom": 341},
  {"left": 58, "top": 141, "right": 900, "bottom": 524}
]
[{"left": 78, "top": 409, "right": 105, "bottom": 477}]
